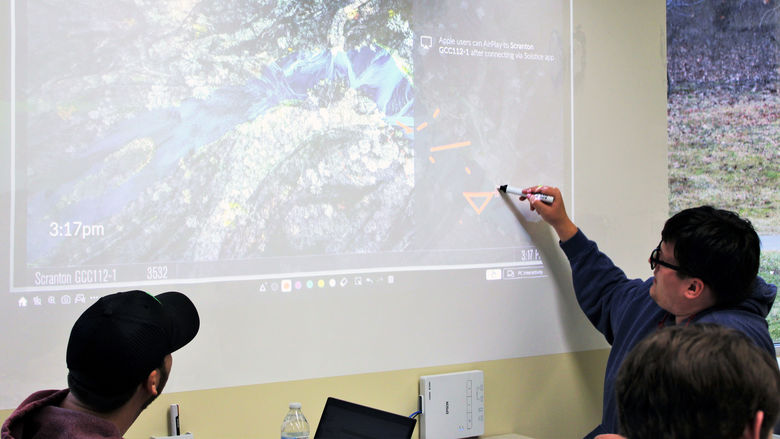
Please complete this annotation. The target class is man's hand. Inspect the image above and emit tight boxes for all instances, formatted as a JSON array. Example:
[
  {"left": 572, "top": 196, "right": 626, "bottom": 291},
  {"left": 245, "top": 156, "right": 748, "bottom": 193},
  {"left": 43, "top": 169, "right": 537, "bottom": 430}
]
[{"left": 520, "top": 185, "right": 578, "bottom": 242}]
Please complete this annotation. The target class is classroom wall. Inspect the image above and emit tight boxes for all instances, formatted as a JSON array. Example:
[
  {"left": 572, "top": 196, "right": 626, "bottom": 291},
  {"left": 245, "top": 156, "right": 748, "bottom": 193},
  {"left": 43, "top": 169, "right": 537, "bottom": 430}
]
[
  {"left": 1, "top": 353, "right": 614, "bottom": 439},
  {"left": 0, "top": 0, "right": 667, "bottom": 438},
  {"left": 132, "top": 351, "right": 611, "bottom": 439}
]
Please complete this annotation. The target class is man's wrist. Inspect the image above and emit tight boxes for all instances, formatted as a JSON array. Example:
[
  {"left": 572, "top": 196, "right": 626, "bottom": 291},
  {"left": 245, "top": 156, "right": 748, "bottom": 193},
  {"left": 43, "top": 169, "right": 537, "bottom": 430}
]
[{"left": 553, "top": 221, "right": 578, "bottom": 243}]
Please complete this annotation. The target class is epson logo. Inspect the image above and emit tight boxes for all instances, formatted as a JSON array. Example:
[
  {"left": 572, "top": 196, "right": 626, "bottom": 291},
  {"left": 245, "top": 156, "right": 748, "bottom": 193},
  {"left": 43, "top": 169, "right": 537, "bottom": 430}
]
[{"left": 445, "top": 401, "right": 449, "bottom": 414}]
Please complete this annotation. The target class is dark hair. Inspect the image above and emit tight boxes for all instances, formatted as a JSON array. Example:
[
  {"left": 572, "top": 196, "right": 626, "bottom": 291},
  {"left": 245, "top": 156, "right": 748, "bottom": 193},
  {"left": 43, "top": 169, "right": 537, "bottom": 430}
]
[
  {"left": 616, "top": 324, "right": 780, "bottom": 439},
  {"left": 661, "top": 206, "right": 760, "bottom": 306}
]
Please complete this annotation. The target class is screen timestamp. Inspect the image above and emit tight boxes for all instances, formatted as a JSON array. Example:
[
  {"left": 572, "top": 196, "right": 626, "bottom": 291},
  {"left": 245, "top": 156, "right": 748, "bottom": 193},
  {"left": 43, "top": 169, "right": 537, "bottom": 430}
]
[
  {"left": 518, "top": 248, "right": 541, "bottom": 262},
  {"left": 49, "top": 221, "right": 105, "bottom": 239}
]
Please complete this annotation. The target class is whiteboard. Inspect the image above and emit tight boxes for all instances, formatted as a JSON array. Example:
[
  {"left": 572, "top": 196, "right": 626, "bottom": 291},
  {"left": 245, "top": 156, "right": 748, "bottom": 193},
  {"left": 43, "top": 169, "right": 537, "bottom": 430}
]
[{"left": 1, "top": 0, "right": 611, "bottom": 409}]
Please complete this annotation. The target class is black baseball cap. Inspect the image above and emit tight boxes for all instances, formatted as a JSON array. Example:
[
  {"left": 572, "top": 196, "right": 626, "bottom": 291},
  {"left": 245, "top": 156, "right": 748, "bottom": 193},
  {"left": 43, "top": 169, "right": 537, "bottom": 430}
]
[{"left": 66, "top": 290, "right": 200, "bottom": 402}]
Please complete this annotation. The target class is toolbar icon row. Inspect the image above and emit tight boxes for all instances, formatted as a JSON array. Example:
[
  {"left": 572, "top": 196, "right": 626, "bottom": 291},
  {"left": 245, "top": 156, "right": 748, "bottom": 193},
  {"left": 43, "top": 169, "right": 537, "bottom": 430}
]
[
  {"left": 17, "top": 294, "right": 100, "bottom": 308},
  {"left": 259, "top": 275, "right": 395, "bottom": 293}
]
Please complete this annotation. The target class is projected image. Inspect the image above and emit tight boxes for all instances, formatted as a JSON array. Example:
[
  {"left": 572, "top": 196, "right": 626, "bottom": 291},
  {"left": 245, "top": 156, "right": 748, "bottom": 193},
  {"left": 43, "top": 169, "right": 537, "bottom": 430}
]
[{"left": 13, "top": 0, "right": 568, "bottom": 289}]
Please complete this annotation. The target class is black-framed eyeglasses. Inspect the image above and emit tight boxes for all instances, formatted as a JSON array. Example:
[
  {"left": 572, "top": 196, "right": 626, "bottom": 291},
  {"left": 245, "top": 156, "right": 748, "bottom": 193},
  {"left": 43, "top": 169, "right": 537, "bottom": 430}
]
[{"left": 649, "top": 244, "right": 685, "bottom": 272}]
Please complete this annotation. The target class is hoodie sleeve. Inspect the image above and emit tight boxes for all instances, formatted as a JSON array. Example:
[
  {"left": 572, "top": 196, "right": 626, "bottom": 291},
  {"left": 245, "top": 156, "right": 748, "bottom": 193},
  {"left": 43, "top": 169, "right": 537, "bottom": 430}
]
[{"left": 559, "top": 229, "right": 649, "bottom": 345}]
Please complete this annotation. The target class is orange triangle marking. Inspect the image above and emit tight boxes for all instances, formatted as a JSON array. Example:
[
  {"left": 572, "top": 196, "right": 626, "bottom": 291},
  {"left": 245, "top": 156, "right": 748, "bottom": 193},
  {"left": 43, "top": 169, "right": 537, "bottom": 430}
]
[{"left": 463, "top": 192, "right": 495, "bottom": 215}]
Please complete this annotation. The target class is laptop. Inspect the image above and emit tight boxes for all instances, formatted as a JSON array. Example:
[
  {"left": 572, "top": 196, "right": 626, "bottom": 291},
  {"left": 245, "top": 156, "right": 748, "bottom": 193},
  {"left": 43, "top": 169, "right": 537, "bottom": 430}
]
[{"left": 313, "top": 397, "right": 417, "bottom": 439}]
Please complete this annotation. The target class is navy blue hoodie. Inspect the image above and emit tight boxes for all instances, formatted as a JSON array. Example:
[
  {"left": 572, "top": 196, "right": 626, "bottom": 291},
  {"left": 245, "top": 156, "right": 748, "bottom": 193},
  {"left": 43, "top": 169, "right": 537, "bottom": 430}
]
[{"left": 560, "top": 229, "right": 777, "bottom": 439}]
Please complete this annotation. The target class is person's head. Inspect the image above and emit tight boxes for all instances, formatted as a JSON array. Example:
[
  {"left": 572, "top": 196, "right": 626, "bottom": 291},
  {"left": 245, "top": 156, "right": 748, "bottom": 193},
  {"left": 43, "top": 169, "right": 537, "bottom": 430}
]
[
  {"left": 649, "top": 206, "right": 760, "bottom": 312},
  {"left": 616, "top": 324, "right": 780, "bottom": 439},
  {"left": 66, "top": 290, "right": 200, "bottom": 413}
]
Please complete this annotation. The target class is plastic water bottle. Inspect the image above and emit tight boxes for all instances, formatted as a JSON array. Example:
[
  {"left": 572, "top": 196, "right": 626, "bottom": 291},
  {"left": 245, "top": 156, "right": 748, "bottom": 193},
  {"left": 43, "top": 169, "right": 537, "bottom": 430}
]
[{"left": 281, "top": 402, "right": 310, "bottom": 439}]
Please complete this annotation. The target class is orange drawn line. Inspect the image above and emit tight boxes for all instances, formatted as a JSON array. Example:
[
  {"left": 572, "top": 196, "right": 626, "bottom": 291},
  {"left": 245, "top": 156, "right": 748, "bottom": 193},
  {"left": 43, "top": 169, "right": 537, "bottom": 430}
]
[
  {"left": 463, "top": 192, "right": 495, "bottom": 215},
  {"left": 416, "top": 121, "right": 428, "bottom": 131},
  {"left": 433, "top": 108, "right": 440, "bottom": 118},
  {"left": 429, "top": 156, "right": 436, "bottom": 164},
  {"left": 430, "top": 141, "right": 471, "bottom": 153},
  {"left": 396, "top": 120, "right": 413, "bottom": 134}
]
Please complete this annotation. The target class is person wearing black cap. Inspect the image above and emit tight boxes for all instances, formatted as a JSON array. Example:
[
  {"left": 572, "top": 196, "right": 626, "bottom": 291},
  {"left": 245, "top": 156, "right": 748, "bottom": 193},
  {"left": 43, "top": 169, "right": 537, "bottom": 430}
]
[{"left": 1, "top": 290, "right": 200, "bottom": 439}]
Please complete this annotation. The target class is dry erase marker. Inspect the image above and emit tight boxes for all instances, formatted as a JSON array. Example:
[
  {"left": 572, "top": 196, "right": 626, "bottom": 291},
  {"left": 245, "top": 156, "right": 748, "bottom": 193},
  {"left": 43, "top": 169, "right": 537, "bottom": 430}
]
[{"left": 497, "top": 184, "right": 555, "bottom": 204}]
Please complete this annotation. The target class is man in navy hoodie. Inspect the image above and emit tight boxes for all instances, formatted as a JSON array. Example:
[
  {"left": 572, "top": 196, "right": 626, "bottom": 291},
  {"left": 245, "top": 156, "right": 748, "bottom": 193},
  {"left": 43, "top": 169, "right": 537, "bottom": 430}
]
[{"left": 518, "top": 186, "right": 777, "bottom": 439}]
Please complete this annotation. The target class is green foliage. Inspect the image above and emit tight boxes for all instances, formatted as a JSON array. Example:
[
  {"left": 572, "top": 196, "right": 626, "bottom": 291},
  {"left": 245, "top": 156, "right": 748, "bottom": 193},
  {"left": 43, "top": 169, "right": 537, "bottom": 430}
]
[
  {"left": 667, "top": 90, "right": 780, "bottom": 234},
  {"left": 761, "top": 251, "right": 780, "bottom": 340}
]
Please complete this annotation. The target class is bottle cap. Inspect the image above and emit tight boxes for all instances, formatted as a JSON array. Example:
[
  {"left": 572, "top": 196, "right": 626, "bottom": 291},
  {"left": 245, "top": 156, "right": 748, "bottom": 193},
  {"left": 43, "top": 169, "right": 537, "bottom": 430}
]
[{"left": 289, "top": 402, "right": 302, "bottom": 409}]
